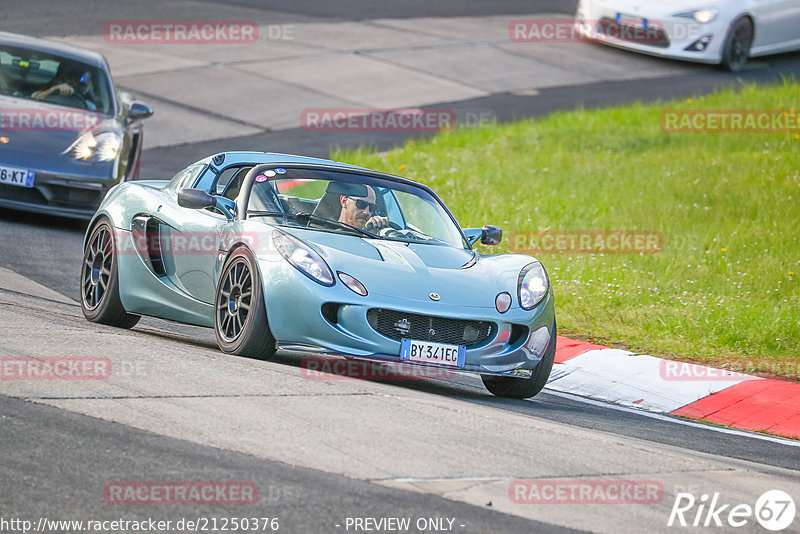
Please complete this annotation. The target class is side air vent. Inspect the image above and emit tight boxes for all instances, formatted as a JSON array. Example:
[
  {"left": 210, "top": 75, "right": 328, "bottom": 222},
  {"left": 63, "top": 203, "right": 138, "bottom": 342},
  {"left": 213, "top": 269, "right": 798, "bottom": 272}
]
[{"left": 131, "top": 215, "right": 167, "bottom": 276}]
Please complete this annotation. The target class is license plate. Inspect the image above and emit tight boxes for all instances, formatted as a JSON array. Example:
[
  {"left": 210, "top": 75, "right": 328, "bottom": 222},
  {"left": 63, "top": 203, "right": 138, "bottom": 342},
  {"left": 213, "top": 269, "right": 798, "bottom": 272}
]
[
  {"left": 0, "top": 165, "right": 34, "bottom": 188},
  {"left": 400, "top": 338, "right": 465, "bottom": 367},
  {"left": 616, "top": 13, "right": 648, "bottom": 30}
]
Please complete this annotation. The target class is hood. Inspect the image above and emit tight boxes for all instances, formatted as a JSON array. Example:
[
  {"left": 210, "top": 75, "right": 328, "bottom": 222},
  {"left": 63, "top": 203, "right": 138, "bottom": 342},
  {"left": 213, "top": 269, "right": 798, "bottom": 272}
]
[
  {"left": 0, "top": 95, "right": 118, "bottom": 162},
  {"left": 284, "top": 228, "right": 534, "bottom": 308},
  {"left": 591, "top": 0, "right": 727, "bottom": 17}
]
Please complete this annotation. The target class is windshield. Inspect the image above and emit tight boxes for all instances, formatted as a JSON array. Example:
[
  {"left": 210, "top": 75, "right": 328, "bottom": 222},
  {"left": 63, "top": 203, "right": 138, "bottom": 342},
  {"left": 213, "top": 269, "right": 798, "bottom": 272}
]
[
  {"left": 0, "top": 46, "right": 114, "bottom": 115},
  {"left": 238, "top": 168, "right": 467, "bottom": 248}
]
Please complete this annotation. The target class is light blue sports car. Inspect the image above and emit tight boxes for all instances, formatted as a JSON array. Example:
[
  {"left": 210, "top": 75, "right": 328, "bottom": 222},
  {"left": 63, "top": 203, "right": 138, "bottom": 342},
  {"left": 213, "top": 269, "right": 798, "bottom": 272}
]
[{"left": 80, "top": 152, "right": 556, "bottom": 398}]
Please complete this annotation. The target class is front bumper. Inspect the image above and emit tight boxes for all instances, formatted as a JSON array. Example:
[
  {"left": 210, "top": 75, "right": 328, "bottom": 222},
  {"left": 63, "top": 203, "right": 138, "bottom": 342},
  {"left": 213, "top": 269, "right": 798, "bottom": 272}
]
[
  {"left": 0, "top": 169, "right": 116, "bottom": 219},
  {"left": 261, "top": 260, "right": 556, "bottom": 379},
  {"left": 577, "top": 0, "right": 729, "bottom": 64}
]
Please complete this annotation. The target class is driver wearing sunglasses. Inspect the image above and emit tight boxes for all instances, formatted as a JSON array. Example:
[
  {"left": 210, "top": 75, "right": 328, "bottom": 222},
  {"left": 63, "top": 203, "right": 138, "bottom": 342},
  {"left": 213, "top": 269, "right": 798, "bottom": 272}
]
[{"left": 338, "top": 185, "right": 389, "bottom": 232}]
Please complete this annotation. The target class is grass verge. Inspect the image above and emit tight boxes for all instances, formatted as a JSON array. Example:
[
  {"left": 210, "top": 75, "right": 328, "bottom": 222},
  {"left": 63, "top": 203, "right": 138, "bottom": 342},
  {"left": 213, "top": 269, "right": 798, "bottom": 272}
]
[{"left": 334, "top": 80, "right": 800, "bottom": 381}]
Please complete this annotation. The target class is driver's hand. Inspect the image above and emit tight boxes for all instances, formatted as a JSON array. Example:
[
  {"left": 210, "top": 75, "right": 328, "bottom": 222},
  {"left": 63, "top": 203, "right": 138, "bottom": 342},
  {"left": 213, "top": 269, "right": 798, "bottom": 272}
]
[
  {"left": 55, "top": 83, "right": 74, "bottom": 96},
  {"left": 364, "top": 216, "right": 389, "bottom": 232}
]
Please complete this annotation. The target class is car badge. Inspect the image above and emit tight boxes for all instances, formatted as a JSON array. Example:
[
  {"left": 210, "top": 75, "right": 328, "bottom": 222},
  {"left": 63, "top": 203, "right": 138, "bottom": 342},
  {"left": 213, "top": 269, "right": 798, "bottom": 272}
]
[
  {"left": 275, "top": 168, "right": 286, "bottom": 174},
  {"left": 429, "top": 292, "right": 440, "bottom": 301},
  {"left": 255, "top": 174, "right": 268, "bottom": 183},
  {"left": 212, "top": 153, "right": 225, "bottom": 166},
  {"left": 393, "top": 318, "right": 411, "bottom": 335},
  {"left": 429, "top": 328, "right": 436, "bottom": 336}
]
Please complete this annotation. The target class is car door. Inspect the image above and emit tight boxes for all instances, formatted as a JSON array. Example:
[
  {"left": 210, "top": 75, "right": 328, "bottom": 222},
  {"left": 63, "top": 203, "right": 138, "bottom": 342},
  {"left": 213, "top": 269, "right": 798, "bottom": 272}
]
[
  {"left": 155, "top": 197, "right": 228, "bottom": 305},
  {"left": 750, "top": 0, "right": 800, "bottom": 51}
]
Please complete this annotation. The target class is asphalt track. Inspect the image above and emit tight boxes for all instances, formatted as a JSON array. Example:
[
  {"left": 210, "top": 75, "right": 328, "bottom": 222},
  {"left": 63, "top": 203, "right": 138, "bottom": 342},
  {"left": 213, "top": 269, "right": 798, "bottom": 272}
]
[{"left": 1, "top": 2, "right": 800, "bottom": 533}]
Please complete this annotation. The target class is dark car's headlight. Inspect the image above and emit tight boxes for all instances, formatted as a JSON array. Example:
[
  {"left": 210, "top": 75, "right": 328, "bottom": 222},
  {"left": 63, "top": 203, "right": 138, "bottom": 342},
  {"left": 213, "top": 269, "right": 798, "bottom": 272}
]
[
  {"left": 272, "top": 229, "right": 335, "bottom": 286},
  {"left": 518, "top": 262, "right": 549, "bottom": 310},
  {"left": 69, "top": 131, "right": 121, "bottom": 162}
]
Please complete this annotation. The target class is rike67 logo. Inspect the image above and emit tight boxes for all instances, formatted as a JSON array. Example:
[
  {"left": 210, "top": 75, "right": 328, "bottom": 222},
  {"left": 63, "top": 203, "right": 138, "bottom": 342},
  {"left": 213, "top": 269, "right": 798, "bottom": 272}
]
[{"left": 668, "top": 490, "right": 796, "bottom": 531}]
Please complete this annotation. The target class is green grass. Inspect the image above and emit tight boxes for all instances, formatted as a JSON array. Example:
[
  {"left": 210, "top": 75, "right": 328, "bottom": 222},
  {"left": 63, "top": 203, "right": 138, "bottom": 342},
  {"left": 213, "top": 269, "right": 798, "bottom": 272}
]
[{"left": 333, "top": 80, "right": 800, "bottom": 380}]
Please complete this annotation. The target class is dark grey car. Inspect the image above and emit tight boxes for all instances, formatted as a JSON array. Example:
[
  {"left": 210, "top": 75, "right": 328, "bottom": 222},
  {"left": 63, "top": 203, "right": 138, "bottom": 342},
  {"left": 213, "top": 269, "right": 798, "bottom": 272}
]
[{"left": 0, "top": 32, "right": 152, "bottom": 219}]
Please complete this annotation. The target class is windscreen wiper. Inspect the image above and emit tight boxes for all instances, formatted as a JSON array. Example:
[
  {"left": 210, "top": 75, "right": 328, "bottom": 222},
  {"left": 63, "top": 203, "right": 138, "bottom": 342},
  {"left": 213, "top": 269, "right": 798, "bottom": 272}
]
[{"left": 294, "top": 212, "right": 380, "bottom": 239}]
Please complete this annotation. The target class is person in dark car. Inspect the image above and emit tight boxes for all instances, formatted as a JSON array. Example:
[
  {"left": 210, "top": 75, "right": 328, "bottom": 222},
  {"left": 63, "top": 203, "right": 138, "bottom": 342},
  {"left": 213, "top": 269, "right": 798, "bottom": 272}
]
[{"left": 31, "top": 63, "right": 96, "bottom": 110}]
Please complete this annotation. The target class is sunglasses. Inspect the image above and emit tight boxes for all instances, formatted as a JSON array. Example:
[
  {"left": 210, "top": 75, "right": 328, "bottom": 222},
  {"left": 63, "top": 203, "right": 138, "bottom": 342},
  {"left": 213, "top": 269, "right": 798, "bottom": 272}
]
[{"left": 348, "top": 197, "right": 375, "bottom": 212}]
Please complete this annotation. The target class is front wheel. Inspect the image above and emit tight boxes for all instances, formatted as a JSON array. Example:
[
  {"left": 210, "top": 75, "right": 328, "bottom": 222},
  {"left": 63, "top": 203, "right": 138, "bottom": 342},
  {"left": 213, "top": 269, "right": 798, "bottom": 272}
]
[
  {"left": 719, "top": 17, "right": 753, "bottom": 72},
  {"left": 214, "top": 248, "right": 276, "bottom": 359},
  {"left": 80, "top": 219, "right": 140, "bottom": 328},
  {"left": 482, "top": 321, "right": 556, "bottom": 399}
]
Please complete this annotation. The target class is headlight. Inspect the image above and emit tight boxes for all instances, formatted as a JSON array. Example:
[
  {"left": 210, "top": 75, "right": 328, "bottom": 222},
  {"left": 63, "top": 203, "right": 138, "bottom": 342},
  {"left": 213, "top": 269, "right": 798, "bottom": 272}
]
[
  {"left": 518, "top": 262, "right": 549, "bottom": 310},
  {"left": 674, "top": 8, "right": 718, "bottom": 23},
  {"left": 272, "top": 229, "right": 335, "bottom": 286},
  {"left": 68, "top": 131, "right": 122, "bottom": 162}
]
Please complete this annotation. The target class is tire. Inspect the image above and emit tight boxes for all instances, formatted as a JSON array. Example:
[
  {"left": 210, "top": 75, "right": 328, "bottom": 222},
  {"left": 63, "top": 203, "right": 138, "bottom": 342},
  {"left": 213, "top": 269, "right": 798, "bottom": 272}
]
[
  {"left": 481, "top": 321, "right": 556, "bottom": 399},
  {"left": 719, "top": 17, "right": 753, "bottom": 72},
  {"left": 214, "top": 248, "right": 276, "bottom": 359},
  {"left": 80, "top": 219, "right": 140, "bottom": 328}
]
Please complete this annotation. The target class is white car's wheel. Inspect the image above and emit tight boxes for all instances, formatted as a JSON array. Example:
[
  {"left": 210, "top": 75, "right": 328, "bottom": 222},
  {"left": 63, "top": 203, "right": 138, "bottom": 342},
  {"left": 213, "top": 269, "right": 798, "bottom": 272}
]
[{"left": 720, "top": 17, "right": 754, "bottom": 72}]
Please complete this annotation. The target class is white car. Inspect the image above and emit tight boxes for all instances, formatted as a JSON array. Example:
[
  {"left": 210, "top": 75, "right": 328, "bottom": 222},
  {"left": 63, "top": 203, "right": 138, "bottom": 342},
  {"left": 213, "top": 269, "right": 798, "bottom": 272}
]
[{"left": 576, "top": 0, "right": 800, "bottom": 71}]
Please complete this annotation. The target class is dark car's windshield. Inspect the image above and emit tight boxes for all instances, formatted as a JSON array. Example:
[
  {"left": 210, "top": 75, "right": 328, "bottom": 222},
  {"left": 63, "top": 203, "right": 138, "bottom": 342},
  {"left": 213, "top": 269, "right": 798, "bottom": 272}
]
[
  {"left": 0, "top": 46, "right": 114, "bottom": 115},
  {"left": 228, "top": 167, "right": 467, "bottom": 248}
]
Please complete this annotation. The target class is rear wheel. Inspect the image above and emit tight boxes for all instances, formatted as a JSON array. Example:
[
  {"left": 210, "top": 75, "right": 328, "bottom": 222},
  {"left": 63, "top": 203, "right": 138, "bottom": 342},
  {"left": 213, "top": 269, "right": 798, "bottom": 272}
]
[
  {"left": 719, "top": 17, "right": 754, "bottom": 72},
  {"left": 214, "top": 249, "right": 276, "bottom": 359},
  {"left": 80, "top": 219, "right": 140, "bottom": 328},
  {"left": 482, "top": 321, "right": 556, "bottom": 399}
]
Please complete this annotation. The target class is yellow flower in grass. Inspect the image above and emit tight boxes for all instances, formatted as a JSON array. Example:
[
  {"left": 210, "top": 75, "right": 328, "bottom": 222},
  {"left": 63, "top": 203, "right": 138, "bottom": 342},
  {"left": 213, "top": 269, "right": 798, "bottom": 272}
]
[
  {"left": 721, "top": 248, "right": 727, "bottom": 252},
  {"left": 398, "top": 164, "right": 406, "bottom": 171}
]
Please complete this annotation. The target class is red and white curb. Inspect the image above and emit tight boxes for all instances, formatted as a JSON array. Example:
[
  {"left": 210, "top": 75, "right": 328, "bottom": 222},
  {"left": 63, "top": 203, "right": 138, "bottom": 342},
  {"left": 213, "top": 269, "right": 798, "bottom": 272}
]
[{"left": 547, "top": 337, "right": 800, "bottom": 440}]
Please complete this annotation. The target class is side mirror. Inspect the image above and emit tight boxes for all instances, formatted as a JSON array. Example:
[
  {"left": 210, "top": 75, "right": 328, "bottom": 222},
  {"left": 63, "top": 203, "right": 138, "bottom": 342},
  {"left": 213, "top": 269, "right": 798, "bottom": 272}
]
[
  {"left": 178, "top": 188, "right": 215, "bottom": 210},
  {"left": 480, "top": 225, "right": 503, "bottom": 245},
  {"left": 128, "top": 101, "right": 153, "bottom": 121},
  {"left": 464, "top": 225, "right": 503, "bottom": 247},
  {"left": 178, "top": 188, "right": 237, "bottom": 219}
]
